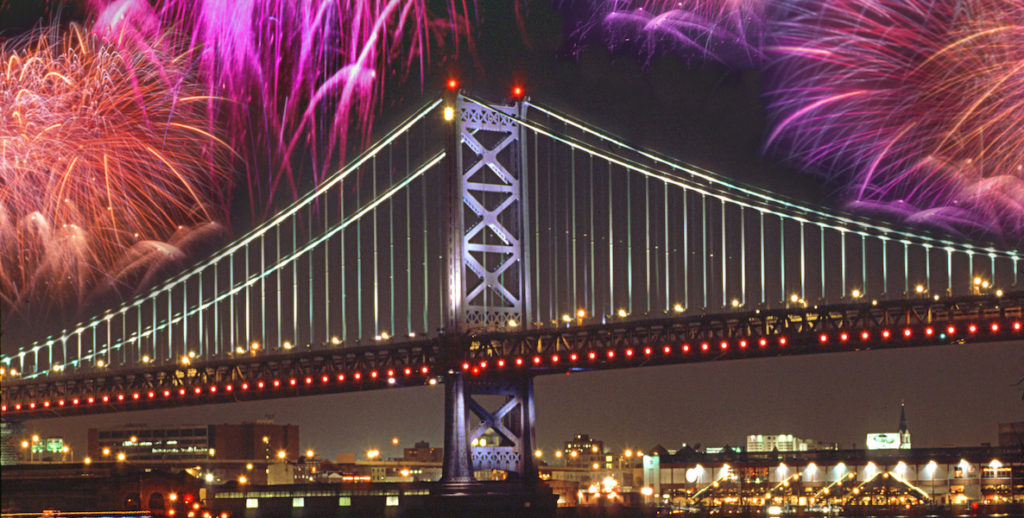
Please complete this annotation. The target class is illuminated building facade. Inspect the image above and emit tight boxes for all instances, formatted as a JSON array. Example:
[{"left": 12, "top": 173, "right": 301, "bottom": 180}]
[
  {"left": 746, "top": 434, "right": 824, "bottom": 453},
  {"left": 562, "top": 433, "right": 606, "bottom": 469},
  {"left": 87, "top": 421, "right": 299, "bottom": 462},
  {"left": 652, "top": 445, "right": 1022, "bottom": 509}
]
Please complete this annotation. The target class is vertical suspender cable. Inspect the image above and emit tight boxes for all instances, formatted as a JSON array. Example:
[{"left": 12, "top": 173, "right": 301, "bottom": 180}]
[
  {"left": 759, "top": 210, "right": 765, "bottom": 305},
  {"left": 664, "top": 182, "right": 670, "bottom": 311},
  {"left": 701, "top": 194, "right": 708, "bottom": 308},
  {"left": 571, "top": 149, "right": 578, "bottom": 312},
  {"left": 373, "top": 156, "right": 380, "bottom": 336},
  {"left": 722, "top": 201, "right": 727, "bottom": 307}
]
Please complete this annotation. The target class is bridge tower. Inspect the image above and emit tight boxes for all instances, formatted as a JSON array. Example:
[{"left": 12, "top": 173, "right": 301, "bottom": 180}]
[{"left": 441, "top": 89, "right": 537, "bottom": 486}]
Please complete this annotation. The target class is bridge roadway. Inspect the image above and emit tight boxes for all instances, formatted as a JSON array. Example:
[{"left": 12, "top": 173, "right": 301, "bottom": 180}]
[{"left": 2, "top": 291, "right": 1021, "bottom": 418}]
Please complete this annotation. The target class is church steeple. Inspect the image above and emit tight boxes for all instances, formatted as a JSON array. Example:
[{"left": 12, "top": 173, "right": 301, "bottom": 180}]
[{"left": 897, "top": 400, "right": 911, "bottom": 448}]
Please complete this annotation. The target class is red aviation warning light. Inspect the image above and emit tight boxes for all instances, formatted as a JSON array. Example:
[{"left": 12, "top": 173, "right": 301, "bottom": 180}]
[
  {"left": 447, "top": 78, "right": 459, "bottom": 90},
  {"left": 511, "top": 85, "right": 524, "bottom": 99}
]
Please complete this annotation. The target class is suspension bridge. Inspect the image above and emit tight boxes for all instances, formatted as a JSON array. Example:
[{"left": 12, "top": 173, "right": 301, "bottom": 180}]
[{"left": 2, "top": 90, "right": 1022, "bottom": 485}]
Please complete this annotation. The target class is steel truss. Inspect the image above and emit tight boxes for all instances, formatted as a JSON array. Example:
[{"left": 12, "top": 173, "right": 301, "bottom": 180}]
[{"left": 2, "top": 292, "right": 1021, "bottom": 418}]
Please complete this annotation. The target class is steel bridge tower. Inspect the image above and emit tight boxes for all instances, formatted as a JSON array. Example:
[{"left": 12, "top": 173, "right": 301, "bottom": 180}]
[{"left": 440, "top": 90, "right": 538, "bottom": 487}]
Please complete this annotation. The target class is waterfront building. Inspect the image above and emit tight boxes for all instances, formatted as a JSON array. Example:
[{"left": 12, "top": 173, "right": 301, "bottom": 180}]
[
  {"left": 561, "top": 433, "right": 606, "bottom": 469},
  {"left": 650, "top": 444, "right": 1022, "bottom": 510},
  {"left": 746, "top": 434, "right": 825, "bottom": 453},
  {"left": 87, "top": 420, "right": 299, "bottom": 463}
]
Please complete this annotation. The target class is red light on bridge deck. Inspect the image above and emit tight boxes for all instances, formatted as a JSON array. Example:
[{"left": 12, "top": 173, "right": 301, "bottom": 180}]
[
  {"left": 164, "top": 389, "right": 171, "bottom": 396},
  {"left": 903, "top": 328, "right": 912, "bottom": 338},
  {"left": 497, "top": 359, "right": 505, "bottom": 368},
  {"left": 588, "top": 352, "right": 596, "bottom": 360},
  {"left": 739, "top": 340, "right": 748, "bottom": 349},
  {"left": 132, "top": 393, "right": 140, "bottom": 400},
  {"left": 88, "top": 397, "right": 95, "bottom": 404},
  {"left": 14, "top": 404, "right": 21, "bottom": 410},
  {"left": 968, "top": 324, "right": 978, "bottom": 333},
  {"left": 758, "top": 338, "right": 767, "bottom": 347},
  {"left": 225, "top": 385, "right": 233, "bottom": 392},
  {"left": 1, "top": 405, "right": 5, "bottom": 412},
  {"left": 209, "top": 386, "right": 217, "bottom": 393},
  {"left": 682, "top": 344, "right": 690, "bottom": 353},
  {"left": 405, "top": 367, "right": 413, "bottom": 375},
  {"left": 720, "top": 341, "right": 728, "bottom": 350},
  {"left": 73, "top": 398, "right": 80, "bottom": 405},
  {"left": 58, "top": 400, "right": 65, "bottom": 406},
  {"left": 1014, "top": 321, "right": 1022, "bottom": 331},
  {"left": 881, "top": 330, "right": 891, "bottom": 339},
  {"left": 387, "top": 369, "right": 395, "bottom": 377},
  {"left": 861, "top": 331, "right": 870, "bottom": 340},
  {"left": 665, "top": 345, "right": 673, "bottom": 353},
  {"left": 117, "top": 394, "right": 125, "bottom": 401},
  {"left": 257, "top": 381, "right": 265, "bottom": 389},
  {"left": 570, "top": 353, "right": 578, "bottom": 361},
  {"left": 778, "top": 337, "right": 787, "bottom": 346},
  {"left": 29, "top": 402, "right": 36, "bottom": 409},
  {"left": 533, "top": 355, "right": 542, "bottom": 365},
  {"left": 304, "top": 377, "right": 312, "bottom": 385},
  {"left": 43, "top": 401, "right": 51, "bottom": 408},
  {"left": 147, "top": 391, "right": 155, "bottom": 398},
  {"left": 551, "top": 355, "right": 559, "bottom": 363},
  {"left": 607, "top": 350, "right": 615, "bottom": 359},
  {"left": 626, "top": 349, "right": 634, "bottom": 357},
  {"left": 322, "top": 375, "right": 329, "bottom": 383},
  {"left": 353, "top": 372, "right": 362, "bottom": 380},
  {"left": 370, "top": 371, "right": 378, "bottom": 379},
  {"left": 273, "top": 380, "right": 281, "bottom": 387},
  {"left": 421, "top": 366, "right": 429, "bottom": 374},
  {"left": 644, "top": 347, "right": 652, "bottom": 355},
  {"left": 925, "top": 327, "right": 934, "bottom": 336},
  {"left": 990, "top": 323, "right": 999, "bottom": 332},
  {"left": 178, "top": 388, "right": 186, "bottom": 396},
  {"left": 462, "top": 362, "right": 470, "bottom": 371},
  {"left": 701, "top": 342, "right": 709, "bottom": 352},
  {"left": 839, "top": 333, "right": 849, "bottom": 342},
  {"left": 447, "top": 78, "right": 459, "bottom": 90},
  {"left": 193, "top": 387, "right": 201, "bottom": 395},
  {"left": 818, "top": 334, "right": 828, "bottom": 343},
  {"left": 516, "top": 357, "right": 525, "bottom": 366},
  {"left": 288, "top": 378, "right": 297, "bottom": 386},
  {"left": 337, "top": 374, "right": 345, "bottom": 382},
  {"left": 102, "top": 395, "right": 110, "bottom": 402},
  {"left": 471, "top": 367, "right": 480, "bottom": 375}
]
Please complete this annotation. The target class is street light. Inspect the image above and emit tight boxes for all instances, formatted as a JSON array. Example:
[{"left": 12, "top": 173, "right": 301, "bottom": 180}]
[{"left": 276, "top": 450, "right": 287, "bottom": 460}]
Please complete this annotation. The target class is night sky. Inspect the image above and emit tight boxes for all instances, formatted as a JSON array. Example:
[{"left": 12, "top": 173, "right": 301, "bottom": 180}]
[{"left": 7, "top": 2, "right": 1023, "bottom": 459}]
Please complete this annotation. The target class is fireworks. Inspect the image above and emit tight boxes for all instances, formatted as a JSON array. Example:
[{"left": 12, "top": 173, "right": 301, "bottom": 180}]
[
  {"left": 764, "top": 0, "right": 1024, "bottom": 239},
  {"left": 556, "top": 0, "right": 767, "bottom": 68},
  {"left": 0, "top": 25, "right": 230, "bottom": 315},
  {"left": 91, "top": 0, "right": 465, "bottom": 215}
]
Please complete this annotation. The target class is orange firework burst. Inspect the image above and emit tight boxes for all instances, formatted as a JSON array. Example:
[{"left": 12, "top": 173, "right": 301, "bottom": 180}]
[{"left": 0, "top": 24, "right": 231, "bottom": 316}]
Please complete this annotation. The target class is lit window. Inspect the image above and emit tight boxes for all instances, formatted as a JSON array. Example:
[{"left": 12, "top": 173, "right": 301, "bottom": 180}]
[
  {"left": 386, "top": 496, "right": 399, "bottom": 506},
  {"left": 245, "top": 499, "right": 258, "bottom": 509},
  {"left": 338, "top": 497, "right": 351, "bottom": 507},
  {"left": 292, "top": 498, "right": 304, "bottom": 508}
]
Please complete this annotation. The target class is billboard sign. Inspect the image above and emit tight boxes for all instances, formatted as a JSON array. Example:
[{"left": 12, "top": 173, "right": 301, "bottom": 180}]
[{"left": 866, "top": 433, "right": 901, "bottom": 450}]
